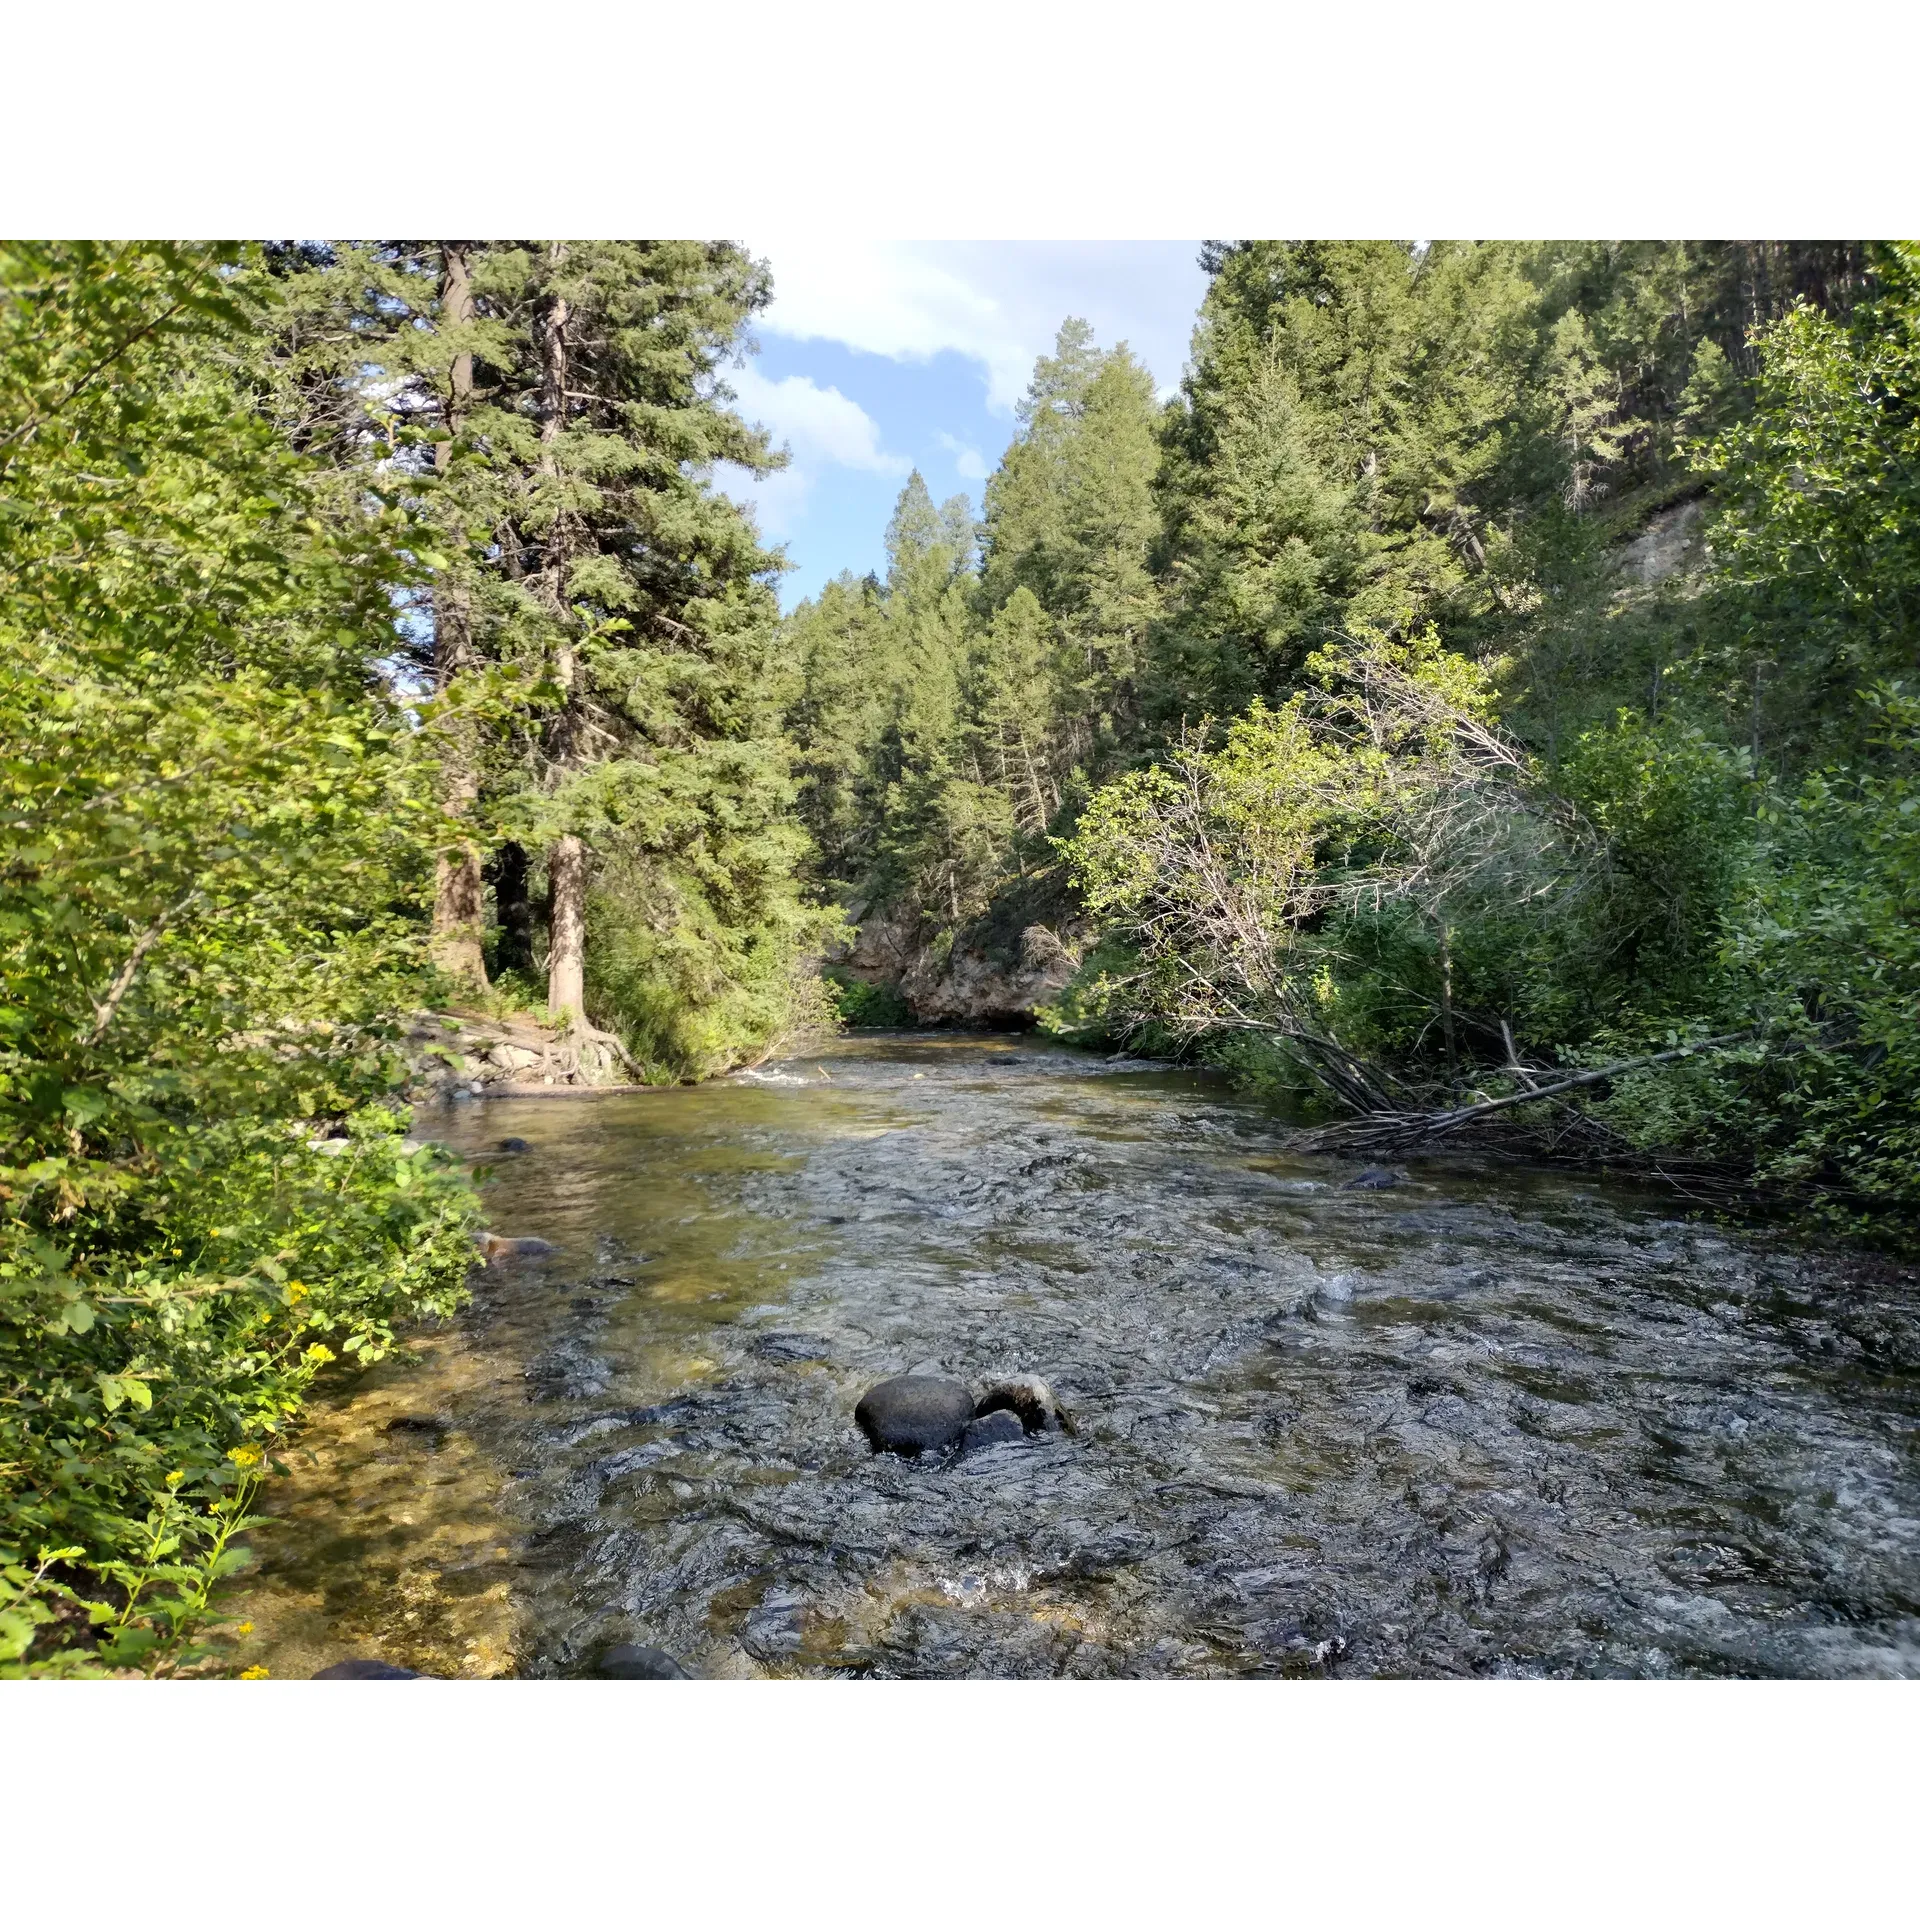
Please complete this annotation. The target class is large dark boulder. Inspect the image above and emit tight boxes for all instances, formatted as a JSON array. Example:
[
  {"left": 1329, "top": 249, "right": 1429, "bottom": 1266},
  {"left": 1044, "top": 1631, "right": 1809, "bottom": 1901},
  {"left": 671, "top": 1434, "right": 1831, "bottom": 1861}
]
[
  {"left": 314, "top": 1658, "right": 420, "bottom": 1679},
  {"left": 854, "top": 1375, "right": 975, "bottom": 1457},
  {"left": 597, "top": 1643, "right": 689, "bottom": 1679}
]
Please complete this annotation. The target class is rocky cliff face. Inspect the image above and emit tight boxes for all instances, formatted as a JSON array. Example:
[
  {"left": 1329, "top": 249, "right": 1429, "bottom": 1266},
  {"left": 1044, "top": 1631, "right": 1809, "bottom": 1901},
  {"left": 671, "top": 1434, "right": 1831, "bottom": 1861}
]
[
  {"left": 1616, "top": 495, "right": 1708, "bottom": 586},
  {"left": 837, "top": 906, "right": 1085, "bottom": 1026}
]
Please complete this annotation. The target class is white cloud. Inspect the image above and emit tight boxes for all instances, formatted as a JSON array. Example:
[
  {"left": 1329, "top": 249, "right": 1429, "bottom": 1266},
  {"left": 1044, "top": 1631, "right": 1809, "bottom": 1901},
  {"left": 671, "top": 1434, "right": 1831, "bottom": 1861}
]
[
  {"left": 748, "top": 240, "right": 1209, "bottom": 413},
  {"left": 725, "top": 362, "right": 907, "bottom": 476},
  {"left": 938, "top": 432, "right": 989, "bottom": 482}
]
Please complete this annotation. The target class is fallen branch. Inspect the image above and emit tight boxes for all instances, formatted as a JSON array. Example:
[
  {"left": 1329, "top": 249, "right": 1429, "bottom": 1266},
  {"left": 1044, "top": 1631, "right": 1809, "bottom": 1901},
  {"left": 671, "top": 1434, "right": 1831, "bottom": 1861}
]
[{"left": 1291, "top": 1030, "right": 1755, "bottom": 1154}]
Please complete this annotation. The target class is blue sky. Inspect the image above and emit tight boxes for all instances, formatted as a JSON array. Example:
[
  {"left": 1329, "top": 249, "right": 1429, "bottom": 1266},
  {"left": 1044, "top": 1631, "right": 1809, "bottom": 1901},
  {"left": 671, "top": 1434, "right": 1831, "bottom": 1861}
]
[{"left": 712, "top": 242, "right": 1210, "bottom": 608}]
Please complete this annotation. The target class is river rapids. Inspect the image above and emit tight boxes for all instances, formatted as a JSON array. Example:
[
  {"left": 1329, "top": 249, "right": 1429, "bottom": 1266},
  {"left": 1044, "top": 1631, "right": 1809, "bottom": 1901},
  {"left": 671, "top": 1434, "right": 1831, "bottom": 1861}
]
[{"left": 246, "top": 1034, "right": 1920, "bottom": 1678}]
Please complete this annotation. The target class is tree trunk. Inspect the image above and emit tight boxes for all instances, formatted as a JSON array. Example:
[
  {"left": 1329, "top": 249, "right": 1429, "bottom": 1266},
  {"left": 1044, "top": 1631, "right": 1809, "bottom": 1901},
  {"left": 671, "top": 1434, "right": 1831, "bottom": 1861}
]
[
  {"left": 431, "top": 763, "right": 488, "bottom": 989},
  {"left": 429, "top": 242, "right": 488, "bottom": 992},
  {"left": 536, "top": 272, "right": 589, "bottom": 1018},
  {"left": 537, "top": 280, "right": 574, "bottom": 632},
  {"left": 547, "top": 832, "right": 586, "bottom": 1020},
  {"left": 436, "top": 243, "right": 474, "bottom": 480}
]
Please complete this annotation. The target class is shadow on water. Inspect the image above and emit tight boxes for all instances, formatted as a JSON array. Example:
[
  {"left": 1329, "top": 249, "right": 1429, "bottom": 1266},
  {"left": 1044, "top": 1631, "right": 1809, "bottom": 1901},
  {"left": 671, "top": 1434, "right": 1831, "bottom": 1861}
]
[{"left": 244, "top": 1032, "right": 1920, "bottom": 1678}]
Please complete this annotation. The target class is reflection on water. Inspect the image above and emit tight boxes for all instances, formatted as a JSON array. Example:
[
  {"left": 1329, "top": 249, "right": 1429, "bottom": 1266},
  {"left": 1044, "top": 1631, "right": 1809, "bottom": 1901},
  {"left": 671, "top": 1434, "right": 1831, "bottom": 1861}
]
[{"left": 245, "top": 1033, "right": 1920, "bottom": 1678}]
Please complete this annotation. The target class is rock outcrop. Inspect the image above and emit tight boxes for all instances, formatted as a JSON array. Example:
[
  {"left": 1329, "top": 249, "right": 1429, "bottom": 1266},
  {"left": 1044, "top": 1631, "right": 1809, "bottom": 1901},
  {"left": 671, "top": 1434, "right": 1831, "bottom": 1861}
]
[
  {"left": 402, "top": 1010, "right": 637, "bottom": 1099},
  {"left": 1615, "top": 496, "right": 1707, "bottom": 587},
  {"left": 837, "top": 906, "right": 1084, "bottom": 1027}
]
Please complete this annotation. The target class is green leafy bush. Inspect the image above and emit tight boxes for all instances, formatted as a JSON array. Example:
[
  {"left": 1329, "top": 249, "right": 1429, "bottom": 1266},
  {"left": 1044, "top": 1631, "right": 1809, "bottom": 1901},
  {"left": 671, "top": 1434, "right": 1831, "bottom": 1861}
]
[
  {"left": 0, "top": 243, "right": 483, "bottom": 1675},
  {"left": 826, "top": 971, "right": 912, "bottom": 1029}
]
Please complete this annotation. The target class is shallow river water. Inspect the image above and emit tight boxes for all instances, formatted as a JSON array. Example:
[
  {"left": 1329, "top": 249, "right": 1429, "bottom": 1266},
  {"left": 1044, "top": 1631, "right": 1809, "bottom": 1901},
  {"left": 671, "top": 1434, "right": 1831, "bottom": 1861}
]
[{"left": 247, "top": 1033, "right": 1920, "bottom": 1678}]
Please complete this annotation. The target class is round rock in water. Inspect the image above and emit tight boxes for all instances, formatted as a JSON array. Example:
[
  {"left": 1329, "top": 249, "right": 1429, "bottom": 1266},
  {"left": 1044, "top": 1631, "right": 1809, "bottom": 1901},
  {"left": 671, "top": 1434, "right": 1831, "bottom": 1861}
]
[
  {"left": 597, "top": 1643, "right": 689, "bottom": 1680},
  {"left": 477, "top": 1232, "right": 557, "bottom": 1262},
  {"left": 1342, "top": 1167, "right": 1399, "bottom": 1190},
  {"left": 498, "top": 1137, "right": 531, "bottom": 1153},
  {"left": 314, "top": 1658, "right": 420, "bottom": 1679},
  {"left": 973, "top": 1373, "right": 1067, "bottom": 1434},
  {"left": 960, "top": 1408, "right": 1027, "bottom": 1454},
  {"left": 854, "top": 1375, "right": 976, "bottom": 1457}
]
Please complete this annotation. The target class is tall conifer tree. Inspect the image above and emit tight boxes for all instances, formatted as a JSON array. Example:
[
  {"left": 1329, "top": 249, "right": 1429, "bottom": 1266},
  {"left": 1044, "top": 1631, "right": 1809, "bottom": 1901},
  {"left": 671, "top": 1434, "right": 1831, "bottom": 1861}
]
[{"left": 263, "top": 240, "right": 810, "bottom": 1072}]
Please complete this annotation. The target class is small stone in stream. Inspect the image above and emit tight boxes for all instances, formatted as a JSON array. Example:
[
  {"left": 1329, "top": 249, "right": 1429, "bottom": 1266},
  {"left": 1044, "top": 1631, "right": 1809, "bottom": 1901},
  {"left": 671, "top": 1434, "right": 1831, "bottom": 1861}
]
[
  {"left": 960, "top": 1409, "right": 1026, "bottom": 1454},
  {"left": 973, "top": 1373, "right": 1070, "bottom": 1435},
  {"left": 854, "top": 1375, "right": 975, "bottom": 1457},
  {"left": 498, "top": 1137, "right": 531, "bottom": 1153},
  {"left": 385, "top": 1415, "right": 449, "bottom": 1436},
  {"left": 597, "top": 1643, "right": 689, "bottom": 1680},
  {"left": 315, "top": 1659, "right": 421, "bottom": 1679},
  {"left": 1343, "top": 1167, "right": 1399, "bottom": 1190}
]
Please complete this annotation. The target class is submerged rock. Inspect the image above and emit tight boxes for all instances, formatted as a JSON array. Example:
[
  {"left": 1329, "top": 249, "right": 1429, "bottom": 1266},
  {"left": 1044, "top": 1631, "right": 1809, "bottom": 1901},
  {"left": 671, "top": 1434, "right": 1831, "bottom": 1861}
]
[
  {"left": 854, "top": 1375, "right": 975, "bottom": 1456},
  {"left": 974, "top": 1373, "right": 1071, "bottom": 1435},
  {"left": 960, "top": 1409, "right": 1027, "bottom": 1454},
  {"left": 314, "top": 1658, "right": 420, "bottom": 1679},
  {"left": 477, "top": 1232, "right": 556, "bottom": 1262},
  {"left": 498, "top": 1137, "right": 531, "bottom": 1153},
  {"left": 1343, "top": 1167, "right": 1399, "bottom": 1191},
  {"left": 741, "top": 1592, "right": 809, "bottom": 1663},
  {"left": 597, "top": 1643, "right": 689, "bottom": 1680},
  {"left": 754, "top": 1333, "right": 831, "bottom": 1363}
]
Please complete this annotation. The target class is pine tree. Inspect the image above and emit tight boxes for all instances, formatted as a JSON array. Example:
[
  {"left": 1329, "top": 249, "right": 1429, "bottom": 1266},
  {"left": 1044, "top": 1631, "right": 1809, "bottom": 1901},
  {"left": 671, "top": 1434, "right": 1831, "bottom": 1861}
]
[
  {"left": 981, "top": 320, "right": 1161, "bottom": 766},
  {"left": 963, "top": 586, "right": 1058, "bottom": 838},
  {"left": 866, "top": 473, "right": 983, "bottom": 918},
  {"left": 261, "top": 241, "right": 817, "bottom": 1073},
  {"left": 1148, "top": 241, "right": 1538, "bottom": 727},
  {"left": 785, "top": 570, "right": 893, "bottom": 883}
]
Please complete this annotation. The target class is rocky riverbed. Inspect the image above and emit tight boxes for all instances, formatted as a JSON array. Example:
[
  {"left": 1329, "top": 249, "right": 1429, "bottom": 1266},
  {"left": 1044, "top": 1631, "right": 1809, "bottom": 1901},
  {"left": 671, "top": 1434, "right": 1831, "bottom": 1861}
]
[{"left": 243, "top": 1033, "right": 1920, "bottom": 1678}]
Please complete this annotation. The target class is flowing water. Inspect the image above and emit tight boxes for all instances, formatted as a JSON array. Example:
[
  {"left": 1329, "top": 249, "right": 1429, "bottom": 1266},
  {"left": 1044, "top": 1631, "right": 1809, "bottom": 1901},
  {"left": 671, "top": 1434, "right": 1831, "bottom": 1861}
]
[{"left": 246, "top": 1033, "right": 1920, "bottom": 1678}]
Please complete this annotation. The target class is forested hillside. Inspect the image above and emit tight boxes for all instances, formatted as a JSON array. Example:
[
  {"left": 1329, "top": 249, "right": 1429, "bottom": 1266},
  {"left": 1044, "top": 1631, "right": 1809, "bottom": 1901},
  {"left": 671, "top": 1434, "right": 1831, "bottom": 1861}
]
[
  {"left": 792, "top": 240, "right": 1919, "bottom": 1246},
  {"left": 3, "top": 238, "right": 1916, "bottom": 1674}
]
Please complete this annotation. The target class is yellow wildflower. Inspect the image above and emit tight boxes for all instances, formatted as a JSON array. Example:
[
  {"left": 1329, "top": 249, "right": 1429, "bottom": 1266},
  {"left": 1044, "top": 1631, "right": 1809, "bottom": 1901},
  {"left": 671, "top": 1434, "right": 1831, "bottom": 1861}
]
[
  {"left": 238, "top": 1665, "right": 269, "bottom": 1680},
  {"left": 227, "top": 1445, "right": 263, "bottom": 1469},
  {"left": 165, "top": 1470, "right": 184, "bottom": 1488},
  {"left": 287, "top": 1281, "right": 308, "bottom": 1303},
  {"left": 237, "top": 1621, "right": 254, "bottom": 1636},
  {"left": 303, "top": 1343, "right": 336, "bottom": 1366}
]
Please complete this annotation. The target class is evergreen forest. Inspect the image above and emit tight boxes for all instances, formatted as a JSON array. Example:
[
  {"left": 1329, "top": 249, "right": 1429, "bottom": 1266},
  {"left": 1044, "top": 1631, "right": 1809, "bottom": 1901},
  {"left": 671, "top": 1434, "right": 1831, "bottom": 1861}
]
[{"left": 4, "top": 238, "right": 1917, "bottom": 1673}]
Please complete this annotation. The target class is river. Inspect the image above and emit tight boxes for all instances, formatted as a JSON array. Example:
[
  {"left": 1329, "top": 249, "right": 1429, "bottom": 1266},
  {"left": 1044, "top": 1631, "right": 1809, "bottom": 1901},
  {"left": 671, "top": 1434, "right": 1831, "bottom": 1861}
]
[{"left": 243, "top": 1032, "right": 1920, "bottom": 1678}]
